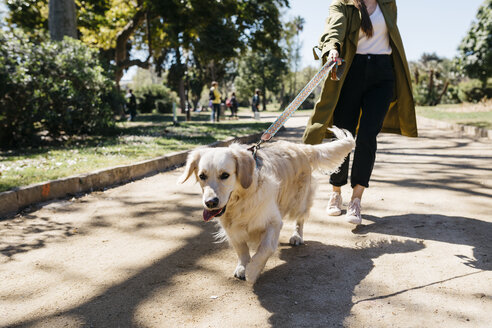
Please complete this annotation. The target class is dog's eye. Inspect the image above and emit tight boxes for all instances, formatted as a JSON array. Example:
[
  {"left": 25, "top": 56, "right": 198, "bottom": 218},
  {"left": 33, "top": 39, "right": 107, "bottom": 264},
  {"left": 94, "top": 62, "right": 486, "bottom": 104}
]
[
  {"left": 220, "top": 172, "right": 230, "bottom": 180},
  {"left": 199, "top": 173, "right": 207, "bottom": 180}
]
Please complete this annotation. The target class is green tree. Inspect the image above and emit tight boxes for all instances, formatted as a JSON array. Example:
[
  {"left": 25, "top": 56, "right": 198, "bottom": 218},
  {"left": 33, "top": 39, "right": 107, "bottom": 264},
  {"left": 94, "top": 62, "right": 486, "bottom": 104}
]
[
  {"left": 4, "top": 0, "right": 290, "bottom": 115},
  {"left": 153, "top": 0, "right": 289, "bottom": 118},
  {"left": 457, "top": 0, "right": 492, "bottom": 89},
  {"left": 6, "top": 0, "right": 155, "bottom": 85},
  {"left": 286, "top": 16, "right": 305, "bottom": 97},
  {"left": 235, "top": 50, "right": 287, "bottom": 111},
  {"left": 0, "top": 29, "right": 117, "bottom": 147},
  {"left": 410, "top": 53, "right": 459, "bottom": 106},
  {"left": 4, "top": 0, "right": 49, "bottom": 34}
]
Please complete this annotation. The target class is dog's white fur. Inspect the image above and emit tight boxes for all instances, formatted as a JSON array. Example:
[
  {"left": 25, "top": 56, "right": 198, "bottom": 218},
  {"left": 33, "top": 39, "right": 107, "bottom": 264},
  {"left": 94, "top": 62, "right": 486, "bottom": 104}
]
[{"left": 179, "top": 128, "right": 355, "bottom": 283}]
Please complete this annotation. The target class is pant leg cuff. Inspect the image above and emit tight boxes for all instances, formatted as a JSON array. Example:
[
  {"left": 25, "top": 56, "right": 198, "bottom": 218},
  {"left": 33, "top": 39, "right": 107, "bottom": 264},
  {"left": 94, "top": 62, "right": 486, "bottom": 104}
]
[
  {"left": 351, "top": 181, "right": 369, "bottom": 188},
  {"left": 330, "top": 180, "right": 348, "bottom": 187}
]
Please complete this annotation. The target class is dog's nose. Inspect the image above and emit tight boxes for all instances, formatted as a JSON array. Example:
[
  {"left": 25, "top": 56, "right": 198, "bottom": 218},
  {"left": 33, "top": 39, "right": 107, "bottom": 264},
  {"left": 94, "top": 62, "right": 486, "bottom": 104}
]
[{"left": 205, "top": 197, "right": 219, "bottom": 209}]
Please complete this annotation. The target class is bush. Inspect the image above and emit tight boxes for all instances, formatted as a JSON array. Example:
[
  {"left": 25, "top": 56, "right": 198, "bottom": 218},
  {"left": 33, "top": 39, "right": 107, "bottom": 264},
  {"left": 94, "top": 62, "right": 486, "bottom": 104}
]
[
  {"left": 458, "top": 79, "right": 492, "bottom": 103},
  {"left": 0, "top": 30, "right": 117, "bottom": 148},
  {"left": 132, "top": 84, "right": 178, "bottom": 114},
  {"left": 439, "top": 85, "right": 461, "bottom": 105}
]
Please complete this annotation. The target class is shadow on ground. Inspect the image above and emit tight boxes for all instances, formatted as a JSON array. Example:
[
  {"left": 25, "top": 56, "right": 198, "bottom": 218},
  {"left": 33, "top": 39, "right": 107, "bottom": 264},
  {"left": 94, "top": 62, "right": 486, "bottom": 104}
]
[
  {"left": 354, "top": 214, "right": 492, "bottom": 271},
  {"left": 254, "top": 239, "right": 424, "bottom": 327},
  {"left": 3, "top": 119, "right": 491, "bottom": 327},
  {"left": 0, "top": 214, "right": 76, "bottom": 260},
  {"left": 7, "top": 194, "right": 228, "bottom": 327},
  {"left": 254, "top": 212, "right": 491, "bottom": 327}
]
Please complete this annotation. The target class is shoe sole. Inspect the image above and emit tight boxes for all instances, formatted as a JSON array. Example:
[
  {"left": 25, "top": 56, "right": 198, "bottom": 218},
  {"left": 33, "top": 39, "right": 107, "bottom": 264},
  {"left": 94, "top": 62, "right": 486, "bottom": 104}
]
[
  {"left": 326, "top": 208, "right": 342, "bottom": 216},
  {"left": 346, "top": 215, "right": 362, "bottom": 225}
]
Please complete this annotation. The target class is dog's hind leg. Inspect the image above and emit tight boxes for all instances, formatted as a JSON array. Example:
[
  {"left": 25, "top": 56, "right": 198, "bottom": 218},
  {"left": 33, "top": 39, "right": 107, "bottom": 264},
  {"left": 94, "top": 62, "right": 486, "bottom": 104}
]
[
  {"left": 245, "top": 217, "right": 282, "bottom": 283},
  {"left": 289, "top": 214, "right": 307, "bottom": 246},
  {"left": 230, "top": 239, "right": 251, "bottom": 280}
]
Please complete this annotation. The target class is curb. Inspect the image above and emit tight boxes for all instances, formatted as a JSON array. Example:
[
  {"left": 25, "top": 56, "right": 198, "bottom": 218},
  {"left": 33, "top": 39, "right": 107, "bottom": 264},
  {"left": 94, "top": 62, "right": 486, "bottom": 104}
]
[
  {"left": 0, "top": 133, "right": 262, "bottom": 219},
  {"left": 417, "top": 116, "right": 492, "bottom": 139}
]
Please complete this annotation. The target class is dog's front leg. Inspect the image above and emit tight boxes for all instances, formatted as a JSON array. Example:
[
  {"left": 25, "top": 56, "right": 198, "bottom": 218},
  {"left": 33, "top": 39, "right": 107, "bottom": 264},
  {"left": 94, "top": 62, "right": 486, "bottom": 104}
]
[
  {"left": 245, "top": 219, "right": 282, "bottom": 283},
  {"left": 289, "top": 215, "right": 307, "bottom": 246},
  {"left": 230, "top": 239, "right": 250, "bottom": 280}
]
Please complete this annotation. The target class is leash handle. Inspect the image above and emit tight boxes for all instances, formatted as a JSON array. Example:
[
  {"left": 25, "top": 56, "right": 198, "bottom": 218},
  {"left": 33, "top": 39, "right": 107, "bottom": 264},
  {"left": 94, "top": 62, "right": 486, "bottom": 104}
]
[{"left": 260, "top": 59, "right": 343, "bottom": 142}]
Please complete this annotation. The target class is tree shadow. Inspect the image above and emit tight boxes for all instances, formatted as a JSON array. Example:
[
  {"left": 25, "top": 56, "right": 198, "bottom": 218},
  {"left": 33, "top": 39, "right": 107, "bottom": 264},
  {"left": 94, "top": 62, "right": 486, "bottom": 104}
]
[
  {"left": 353, "top": 214, "right": 492, "bottom": 271},
  {"left": 0, "top": 214, "right": 76, "bottom": 261},
  {"left": 0, "top": 190, "right": 209, "bottom": 262},
  {"left": 7, "top": 207, "right": 226, "bottom": 327},
  {"left": 253, "top": 239, "right": 424, "bottom": 327}
]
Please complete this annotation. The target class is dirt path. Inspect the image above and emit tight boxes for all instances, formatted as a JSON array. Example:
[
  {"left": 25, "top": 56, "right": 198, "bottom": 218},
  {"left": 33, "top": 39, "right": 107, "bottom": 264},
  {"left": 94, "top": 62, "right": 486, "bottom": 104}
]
[{"left": 1, "top": 114, "right": 491, "bottom": 328}]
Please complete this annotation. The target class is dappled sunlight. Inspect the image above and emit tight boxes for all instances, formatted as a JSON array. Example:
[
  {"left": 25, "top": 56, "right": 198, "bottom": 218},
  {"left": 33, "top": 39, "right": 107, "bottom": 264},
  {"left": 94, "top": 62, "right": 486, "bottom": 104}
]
[
  {"left": 350, "top": 270, "right": 490, "bottom": 327},
  {"left": 0, "top": 167, "right": 241, "bottom": 327},
  {"left": 0, "top": 215, "right": 76, "bottom": 262},
  {"left": 1, "top": 115, "right": 491, "bottom": 327},
  {"left": 253, "top": 239, "right": 425, "bottom": 327},
  {"left": 354, "top": 214, "right": 492, "bottom": 272}
]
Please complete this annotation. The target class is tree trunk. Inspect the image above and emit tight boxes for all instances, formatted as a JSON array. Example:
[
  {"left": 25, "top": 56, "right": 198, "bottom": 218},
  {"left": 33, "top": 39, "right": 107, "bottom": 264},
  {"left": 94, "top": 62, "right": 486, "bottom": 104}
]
[
  {"left": 414, "top": 67, "right": 420, "bottom": 84},
  {"left": 114, "top": 8, "right": 148, "bottom": 87},
  {"left": 173, "top": 47, "right": 187, "bottom": 116},
  {"left": 436, "top": 80, "right": 450, "bottom": 105},
  {"left": 209, "top": 60, "right": 216, "bottom": 82},
  {"left": 428, "top": 69, "right": 434, "bottom": 95},
  {"left": 48, "top": 0, "right": 77, "bottom": 41},
  {"left": 178, "top": 79, "right": 186, "bottom": 115},
  {"left": 261, "top": 86, "right": 267, "bottom": 111},
  {"left": 279, "top": 83, "right": 286, "bottom": 110}
]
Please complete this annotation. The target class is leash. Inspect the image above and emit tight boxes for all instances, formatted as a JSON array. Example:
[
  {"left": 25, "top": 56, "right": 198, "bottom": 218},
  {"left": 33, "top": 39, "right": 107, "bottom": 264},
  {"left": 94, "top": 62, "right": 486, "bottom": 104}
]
[{"left": 248, "top": 58, "right": 344, "bottom": 162}]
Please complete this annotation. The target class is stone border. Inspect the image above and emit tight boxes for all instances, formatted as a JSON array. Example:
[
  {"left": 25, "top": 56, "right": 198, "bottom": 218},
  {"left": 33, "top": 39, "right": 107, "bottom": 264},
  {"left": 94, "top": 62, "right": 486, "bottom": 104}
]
[
  {"left": 417, "top": 116, "right": 492, "bottom": 139},
  {"left": 0, "top": 133, "right": 262, "bottom": 219}
]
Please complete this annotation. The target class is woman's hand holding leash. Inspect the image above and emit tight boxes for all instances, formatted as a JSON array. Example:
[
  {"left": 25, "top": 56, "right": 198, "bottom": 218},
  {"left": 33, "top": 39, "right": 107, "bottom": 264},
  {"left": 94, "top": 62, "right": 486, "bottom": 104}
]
[
  {"left": 328, "top": 49, "right": 343, "bottom": 65},
  {"left": 327, "top": 49, "right": 344, "bottom": 81}
]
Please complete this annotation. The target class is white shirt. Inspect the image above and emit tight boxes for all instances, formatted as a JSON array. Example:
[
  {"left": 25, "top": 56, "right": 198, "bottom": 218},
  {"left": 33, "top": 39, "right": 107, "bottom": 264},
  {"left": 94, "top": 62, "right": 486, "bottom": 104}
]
[{"left": 356, "top": 4, "right": 392, "bottom": 55}]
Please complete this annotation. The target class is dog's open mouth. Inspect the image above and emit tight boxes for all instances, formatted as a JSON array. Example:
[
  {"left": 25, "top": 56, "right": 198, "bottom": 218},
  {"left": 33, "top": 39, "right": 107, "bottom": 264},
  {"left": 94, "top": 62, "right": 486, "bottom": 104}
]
[{"left": 203, "top": 206, "right": 226, "bottom": 222}]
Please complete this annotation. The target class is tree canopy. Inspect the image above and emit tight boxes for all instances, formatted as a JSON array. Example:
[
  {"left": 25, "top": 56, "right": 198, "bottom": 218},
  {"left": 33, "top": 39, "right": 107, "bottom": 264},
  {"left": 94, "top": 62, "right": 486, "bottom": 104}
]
[{"left": 457, "top": 0, "right": 492, "bottom": 88}]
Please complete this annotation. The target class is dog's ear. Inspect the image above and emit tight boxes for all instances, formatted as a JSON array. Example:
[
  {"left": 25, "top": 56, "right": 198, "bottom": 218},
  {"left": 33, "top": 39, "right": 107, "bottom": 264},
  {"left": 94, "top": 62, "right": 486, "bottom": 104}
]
[
  {"left": 178, "top": 149, "right": 203, "bottom": 184},
  {"left": 234, "top": 149, "right": 255, "bottom": 189}
]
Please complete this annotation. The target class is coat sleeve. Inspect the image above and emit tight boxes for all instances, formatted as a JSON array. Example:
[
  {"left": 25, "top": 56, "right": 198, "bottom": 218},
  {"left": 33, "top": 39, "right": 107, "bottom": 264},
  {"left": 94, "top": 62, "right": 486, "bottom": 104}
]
[{"left": 319, "top": 2, "right": 348, "bottom": 60}]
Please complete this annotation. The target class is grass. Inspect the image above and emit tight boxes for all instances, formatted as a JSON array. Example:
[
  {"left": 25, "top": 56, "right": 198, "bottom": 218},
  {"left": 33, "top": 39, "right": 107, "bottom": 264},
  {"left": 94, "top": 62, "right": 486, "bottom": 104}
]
[
  {"left": 0, "top": 112, "right": 270, "bottom": 193},
  {"left": 416, "top": 102, "right": 492, "bottom": 130}
]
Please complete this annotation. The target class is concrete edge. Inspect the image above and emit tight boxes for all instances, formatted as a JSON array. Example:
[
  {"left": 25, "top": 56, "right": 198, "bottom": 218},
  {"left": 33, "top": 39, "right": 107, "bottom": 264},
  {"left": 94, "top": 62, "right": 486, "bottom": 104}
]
[
  {"left": 417, "top": 116, "right": 492, "bottom": 139},
  {"left": 0, "top": 133, "right": 262, "bottom": 219}
]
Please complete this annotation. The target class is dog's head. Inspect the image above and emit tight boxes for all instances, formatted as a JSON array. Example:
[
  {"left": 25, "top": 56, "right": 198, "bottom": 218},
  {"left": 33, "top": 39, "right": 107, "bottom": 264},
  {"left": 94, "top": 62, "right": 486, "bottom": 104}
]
[{"left": 178, "top": 145, "right": 255, "bottom": 222}]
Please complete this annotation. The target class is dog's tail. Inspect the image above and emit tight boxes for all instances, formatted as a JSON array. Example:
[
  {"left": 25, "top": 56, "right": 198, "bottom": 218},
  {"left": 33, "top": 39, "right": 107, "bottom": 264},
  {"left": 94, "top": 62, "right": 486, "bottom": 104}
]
[{"left": 301, "top": 127, "right": 355, "bottom": 173}]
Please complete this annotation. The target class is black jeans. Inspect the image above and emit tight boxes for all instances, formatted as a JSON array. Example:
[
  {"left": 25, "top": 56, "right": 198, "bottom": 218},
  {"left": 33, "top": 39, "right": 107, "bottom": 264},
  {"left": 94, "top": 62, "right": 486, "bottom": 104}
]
[{"left": 330, "top": 54, "right": 395, "bottom": 188}]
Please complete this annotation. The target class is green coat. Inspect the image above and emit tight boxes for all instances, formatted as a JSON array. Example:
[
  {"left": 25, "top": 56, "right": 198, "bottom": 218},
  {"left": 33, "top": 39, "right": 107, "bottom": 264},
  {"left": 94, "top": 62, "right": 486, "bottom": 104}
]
[{"left": 303, "top": 0, "right": 418, "bottom": 145}]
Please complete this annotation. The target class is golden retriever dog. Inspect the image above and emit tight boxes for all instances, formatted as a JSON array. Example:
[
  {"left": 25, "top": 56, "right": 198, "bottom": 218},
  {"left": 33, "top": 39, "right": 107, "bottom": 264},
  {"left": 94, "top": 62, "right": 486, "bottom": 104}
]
[{"left": 178, "top": 128, "right": 354, "bottom": 283}]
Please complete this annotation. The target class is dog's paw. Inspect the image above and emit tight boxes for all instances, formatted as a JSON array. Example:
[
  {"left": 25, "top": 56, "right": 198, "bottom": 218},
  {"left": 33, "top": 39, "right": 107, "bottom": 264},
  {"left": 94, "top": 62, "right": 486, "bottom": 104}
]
[
  {"left": 245, "top": 263, "right": 262, "bottom": 283},
  {"left": 233, "top": 265, "right": 246, "bottom": 280},
  {"left": 289, "top": 232, "right": 304, "bottom": 246}
]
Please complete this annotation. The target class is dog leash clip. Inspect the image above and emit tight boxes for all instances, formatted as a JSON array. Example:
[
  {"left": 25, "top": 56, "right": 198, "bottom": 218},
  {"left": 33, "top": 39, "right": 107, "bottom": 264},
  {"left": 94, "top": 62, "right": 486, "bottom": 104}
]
[{"left": 248, "top": 140, "right": 263, "bottom": 167}]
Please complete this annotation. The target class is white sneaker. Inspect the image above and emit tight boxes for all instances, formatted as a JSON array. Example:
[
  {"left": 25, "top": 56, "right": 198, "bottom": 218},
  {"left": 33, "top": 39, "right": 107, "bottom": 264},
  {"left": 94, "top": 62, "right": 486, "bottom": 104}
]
[
  {"left": 326, "top": 192, "right": 342, "bottom": 216},
  {"left": 346, "top": 198, "right": 362, "bottom": 225}
]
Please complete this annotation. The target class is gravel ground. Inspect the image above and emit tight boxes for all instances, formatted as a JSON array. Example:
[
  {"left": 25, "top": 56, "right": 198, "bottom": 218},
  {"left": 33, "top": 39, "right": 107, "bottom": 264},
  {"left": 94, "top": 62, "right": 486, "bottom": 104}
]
[{"left": 1, "top": 114, "right": 491, "bottom": 328}]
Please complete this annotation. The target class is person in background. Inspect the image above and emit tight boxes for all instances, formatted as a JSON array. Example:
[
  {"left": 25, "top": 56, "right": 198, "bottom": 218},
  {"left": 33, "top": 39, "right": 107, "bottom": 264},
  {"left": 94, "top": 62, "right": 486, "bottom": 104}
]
[
  {"left": 230, "top": 92, "right": 239, "bottom": 119},
  {"left": 126, "top": 89, "right": 137, "bottom": 122},
  {"left": 210, "top": 81, "right": 222, "bottom": 122},
  {"left": 302, "top": 0, "right": 417, "bottom": 225},
  {"left": 251, "top": 89, "right": 260, "bottom": 120}
]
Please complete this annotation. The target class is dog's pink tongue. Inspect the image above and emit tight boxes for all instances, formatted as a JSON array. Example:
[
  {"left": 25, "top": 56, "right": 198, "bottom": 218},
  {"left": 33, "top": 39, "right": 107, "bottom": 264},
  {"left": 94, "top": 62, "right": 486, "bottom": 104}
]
[{"left": 203, "top": 208, "right": 221, "bottom": 222}]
